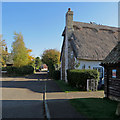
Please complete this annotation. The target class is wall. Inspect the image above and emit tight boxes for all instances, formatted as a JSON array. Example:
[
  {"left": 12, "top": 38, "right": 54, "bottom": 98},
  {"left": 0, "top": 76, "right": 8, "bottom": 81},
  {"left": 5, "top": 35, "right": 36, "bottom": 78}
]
[
  {"left": 68, "top": 41, "right": 75, "bottom": 70},
  {"left": 104, "top": 64, "right": 120, "bottom": 101},
  {"left": 77, "top": 60, "right": 102, "bottom": 69},
  {"left": 61, "top": 39, "right": 66, "bottom": 81}
]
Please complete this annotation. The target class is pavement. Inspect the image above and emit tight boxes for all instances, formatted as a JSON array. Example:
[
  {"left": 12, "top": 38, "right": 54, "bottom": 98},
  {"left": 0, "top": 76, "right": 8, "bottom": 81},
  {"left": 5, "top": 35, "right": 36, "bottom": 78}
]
[
  {"left": 46, "top": 99, "right": 85, "bottom": 119},
  {"left": 1, "top": 72, "right": 104, "bottom": 119}
]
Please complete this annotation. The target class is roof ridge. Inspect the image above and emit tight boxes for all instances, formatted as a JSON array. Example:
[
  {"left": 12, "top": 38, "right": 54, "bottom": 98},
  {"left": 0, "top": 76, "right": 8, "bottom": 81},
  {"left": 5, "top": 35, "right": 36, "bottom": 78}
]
[{"left": 73, "top": 21, "right": 118, "bottom": 29}]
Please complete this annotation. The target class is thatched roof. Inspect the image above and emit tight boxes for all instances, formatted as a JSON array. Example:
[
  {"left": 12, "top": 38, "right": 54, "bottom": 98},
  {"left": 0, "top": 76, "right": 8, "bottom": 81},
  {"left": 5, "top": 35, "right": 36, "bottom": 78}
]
[
  {"left": 61, "top": 21, "right": 119, "bottom": 61},
  {"left": 101, "top": 41, "right": 120, "bottom": 64}
]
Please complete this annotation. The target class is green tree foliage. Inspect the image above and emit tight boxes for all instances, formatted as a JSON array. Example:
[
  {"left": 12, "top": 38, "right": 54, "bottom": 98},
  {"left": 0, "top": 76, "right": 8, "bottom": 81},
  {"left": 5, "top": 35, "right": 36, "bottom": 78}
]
[
  {"left": 41, "top": 49, "right": 60, "bottom": 76},
  {"left": 35, "top": 57, "right": 42, "bottom": 69},
  {"left": 12, "top": 32, "right": 28, "bottom": 67},
  {"left": 0, "top": 35, "right": 8, "bottom": 67}
]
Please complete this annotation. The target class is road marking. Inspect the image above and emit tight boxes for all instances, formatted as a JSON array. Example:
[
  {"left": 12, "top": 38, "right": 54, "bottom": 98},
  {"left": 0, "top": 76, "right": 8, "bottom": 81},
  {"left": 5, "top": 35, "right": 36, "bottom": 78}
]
[{"left": 43, "top": 79, "right": 51, "bottom": 120}]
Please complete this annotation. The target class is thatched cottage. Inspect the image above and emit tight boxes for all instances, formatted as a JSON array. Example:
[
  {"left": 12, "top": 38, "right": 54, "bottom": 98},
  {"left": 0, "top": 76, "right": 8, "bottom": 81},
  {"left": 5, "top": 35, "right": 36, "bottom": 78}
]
[
  {"left": 101, "top": 41, "right": 120, "bottom": 101},
  {"left": 60, "top": 8, "right": 119, "bottom": 82}
]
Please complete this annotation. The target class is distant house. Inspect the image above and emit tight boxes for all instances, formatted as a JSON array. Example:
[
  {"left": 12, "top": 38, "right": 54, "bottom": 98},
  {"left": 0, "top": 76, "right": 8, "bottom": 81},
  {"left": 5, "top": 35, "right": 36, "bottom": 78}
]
[
  {"left": 6, "top": 53, "right": 14, "bottom": 66},
  {"left": 40, "top": 64, "right": 48, "bottom": 71},
  {"left": 60, "top": 8, "right": 119, "bottom": 83},
  {"left": 2, "top": 51, "right": 13, "bottom": 67},
  {"left": 101, "top": 41, "right": 120, "bottom": 101}
]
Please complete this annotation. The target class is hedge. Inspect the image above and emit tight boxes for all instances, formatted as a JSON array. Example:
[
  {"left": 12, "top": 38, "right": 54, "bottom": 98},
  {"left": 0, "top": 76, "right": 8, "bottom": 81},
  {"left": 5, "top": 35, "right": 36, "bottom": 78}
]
[
  {"left": 67, "top": 69, "right": 99, "bottom": 90},
  {"left": 2, "top": 67, "right": 7, "bottom": 71},
  {"left": 53, "top": 70, "right": 60, "bottom": 80},
  {"left": 2, "top": 65, "right": 34, "bottom": 76}
]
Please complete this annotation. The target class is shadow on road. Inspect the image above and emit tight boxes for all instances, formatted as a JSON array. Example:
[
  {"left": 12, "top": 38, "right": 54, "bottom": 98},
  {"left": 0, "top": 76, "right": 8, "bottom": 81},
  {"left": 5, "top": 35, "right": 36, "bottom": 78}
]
[
  {"left": 25, "top": 72, "right": 48, "bottom": 80},
  {"left": 2, "top": 81, "right": 45, "bottom": 93},
  {"left": 2, "top": 100, "right": 44, "bottom": 119},
  {"left": 2, "top": 72, "right": 62, "bottom": 93}
]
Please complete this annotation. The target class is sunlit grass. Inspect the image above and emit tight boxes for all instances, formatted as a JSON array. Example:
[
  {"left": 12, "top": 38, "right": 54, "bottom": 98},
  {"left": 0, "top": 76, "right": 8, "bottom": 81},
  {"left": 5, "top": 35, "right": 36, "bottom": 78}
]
[{"left": 70, "top": 98, "right": 119, "bottom": 119}]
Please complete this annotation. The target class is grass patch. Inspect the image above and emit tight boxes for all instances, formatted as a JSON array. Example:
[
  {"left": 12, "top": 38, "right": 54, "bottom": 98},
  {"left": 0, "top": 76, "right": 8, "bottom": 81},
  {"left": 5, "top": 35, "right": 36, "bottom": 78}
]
[
  {"left": 70, "top": 98, "right": 119, "bottom": 120},
  {"left": 55, "top": 80, "right": 79, "bottom": 92}
]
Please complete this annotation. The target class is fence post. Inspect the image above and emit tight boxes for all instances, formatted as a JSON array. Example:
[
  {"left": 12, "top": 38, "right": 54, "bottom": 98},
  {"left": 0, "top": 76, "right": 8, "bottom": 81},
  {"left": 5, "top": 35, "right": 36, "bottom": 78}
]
[{"left": 87, "top": 79, "right": 90, "bottom": 91}]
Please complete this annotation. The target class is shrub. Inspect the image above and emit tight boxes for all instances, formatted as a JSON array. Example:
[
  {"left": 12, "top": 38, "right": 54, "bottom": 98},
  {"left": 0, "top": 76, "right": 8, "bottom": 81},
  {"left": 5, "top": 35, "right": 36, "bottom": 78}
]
[
  {"left": 5, "top": 65, "right": 34, "bottom": 76},
  {"left": 2, "top": 67, "right": 7, "bottom": 71},
  {"left": 6, "top": 66, "right": 18, "bottom": 75},
  {"left": 67, "top": 69, "right": 99, "bottom": 90},
  {"left": 53, "top": 70, "right": 60, "bottom": 80}
]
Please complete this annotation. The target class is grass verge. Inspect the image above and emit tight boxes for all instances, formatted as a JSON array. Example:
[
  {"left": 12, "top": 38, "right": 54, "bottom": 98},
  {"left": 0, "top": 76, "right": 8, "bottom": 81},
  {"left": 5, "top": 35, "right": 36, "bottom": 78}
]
[
  {"left": 70, "top": 98, "right": 119, "bottom": 120},
  {"left": 55, "top": 80, "right": 79, "bottom": 92}
]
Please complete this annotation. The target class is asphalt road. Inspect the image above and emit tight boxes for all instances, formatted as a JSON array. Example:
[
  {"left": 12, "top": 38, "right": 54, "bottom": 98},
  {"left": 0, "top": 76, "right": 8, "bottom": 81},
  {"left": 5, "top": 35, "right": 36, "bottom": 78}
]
[
  {"left": 1, "top": 72, "right": 47, "bottom": 119},
  {"left": 0, "top": 72, "right": 104, "bottom": 119}
]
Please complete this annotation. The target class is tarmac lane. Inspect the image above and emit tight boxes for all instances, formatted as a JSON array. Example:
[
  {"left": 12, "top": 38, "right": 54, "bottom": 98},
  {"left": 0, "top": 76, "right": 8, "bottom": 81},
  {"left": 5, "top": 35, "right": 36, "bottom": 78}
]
[
  {"left": 1, "top": 73, "right": 47, "bottom": 119},
  {"left": 2, "top": 100, "right": 44, "bottom": 118},
  {"left": 1, "top": 72, "right": 104, "bottom": 119}
]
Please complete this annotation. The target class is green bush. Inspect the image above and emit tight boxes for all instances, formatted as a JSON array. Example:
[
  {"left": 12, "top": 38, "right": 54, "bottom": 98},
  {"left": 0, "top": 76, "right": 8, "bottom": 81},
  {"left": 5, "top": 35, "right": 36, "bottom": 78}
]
[
  {"left": 5, "top": 65, "right": 34, "bottom": 76},
  {"left": 2, "top": 67, "right": 7, "bottom": 71},
  {"left": 53, "top": 70, "right": 60, "bottom": 80},
  {"left": 67, "top": 69, "right": 99, "bottom": 90}
]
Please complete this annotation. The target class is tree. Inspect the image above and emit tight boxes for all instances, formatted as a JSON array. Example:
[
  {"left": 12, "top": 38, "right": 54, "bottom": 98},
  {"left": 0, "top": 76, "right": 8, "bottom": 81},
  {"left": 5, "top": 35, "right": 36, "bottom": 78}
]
[
  {"left": 0, "top": 35, "right": 8, "bottom": 67},
  {"left": 27, "top": 49, "right": 35, "bottom": 66},
  {"left": 12, "top": 32, "right": 28, "bottom": 67},
  {"left": 41, "top": 49, "right": 60, "bottom": 75},
  {"left": 35, "top": 57, "right": 42, "bottom": 69}
]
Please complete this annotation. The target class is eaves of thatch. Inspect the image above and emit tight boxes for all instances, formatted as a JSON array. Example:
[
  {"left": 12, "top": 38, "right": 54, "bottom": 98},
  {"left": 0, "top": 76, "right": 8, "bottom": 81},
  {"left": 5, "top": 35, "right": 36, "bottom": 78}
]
[{"left": 101, "top": 41, "right": 120, "bottom": 65}]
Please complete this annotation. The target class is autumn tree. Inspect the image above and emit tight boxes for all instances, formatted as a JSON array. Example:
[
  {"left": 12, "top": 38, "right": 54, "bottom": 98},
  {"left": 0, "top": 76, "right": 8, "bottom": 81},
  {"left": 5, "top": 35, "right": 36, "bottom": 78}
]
[
  {"left": 41, "top": 49, "right": 60, "bottom": 75},
  {"left": 27, "top": 49, "right": 35, "bottom": 66},
  {"left": 12, "top": 32, "right": 28, "bottom": 67}
]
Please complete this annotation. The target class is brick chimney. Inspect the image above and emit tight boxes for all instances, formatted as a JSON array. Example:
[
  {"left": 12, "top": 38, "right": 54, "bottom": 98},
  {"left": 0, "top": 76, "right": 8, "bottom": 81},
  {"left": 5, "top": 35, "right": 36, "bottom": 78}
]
[
  {"left": 66, "top": 8, "right": 73, "bottom": 36},
  {"left": 64, "top": 8, "right": 74, "bottom": 82}
]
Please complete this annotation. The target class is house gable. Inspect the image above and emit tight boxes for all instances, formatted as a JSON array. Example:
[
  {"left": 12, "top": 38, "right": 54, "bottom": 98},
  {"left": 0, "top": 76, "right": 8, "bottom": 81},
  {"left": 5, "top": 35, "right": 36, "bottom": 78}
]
[{"left": 60, "top": 8, "right": 119, "bottom": 81}]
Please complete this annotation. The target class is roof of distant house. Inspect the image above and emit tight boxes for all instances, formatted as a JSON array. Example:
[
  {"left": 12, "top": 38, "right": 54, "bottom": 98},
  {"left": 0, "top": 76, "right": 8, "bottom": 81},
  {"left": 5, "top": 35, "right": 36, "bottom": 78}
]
[{"left": 6, "top": 53, "right": 14, "bottom": 65}]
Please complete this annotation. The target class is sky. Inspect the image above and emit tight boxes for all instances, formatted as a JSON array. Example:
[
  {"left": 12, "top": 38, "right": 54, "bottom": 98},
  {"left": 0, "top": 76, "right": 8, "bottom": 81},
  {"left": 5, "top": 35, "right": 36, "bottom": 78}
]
[{"left": 2, "top": 2, "right": 118, "bottom": 57}]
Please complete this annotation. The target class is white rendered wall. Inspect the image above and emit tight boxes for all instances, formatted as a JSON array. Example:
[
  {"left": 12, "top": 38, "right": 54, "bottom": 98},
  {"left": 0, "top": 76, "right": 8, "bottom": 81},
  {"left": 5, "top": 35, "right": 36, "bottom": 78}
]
[{"left": 77, "top": 60, "right": 102, "bottom": 70}]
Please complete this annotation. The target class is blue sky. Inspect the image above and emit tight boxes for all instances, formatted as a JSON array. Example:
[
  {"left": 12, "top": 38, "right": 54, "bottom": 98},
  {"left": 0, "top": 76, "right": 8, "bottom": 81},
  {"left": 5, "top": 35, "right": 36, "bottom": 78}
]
[{"left": 2, "top": 2, "right": 118, "bottom": 57}]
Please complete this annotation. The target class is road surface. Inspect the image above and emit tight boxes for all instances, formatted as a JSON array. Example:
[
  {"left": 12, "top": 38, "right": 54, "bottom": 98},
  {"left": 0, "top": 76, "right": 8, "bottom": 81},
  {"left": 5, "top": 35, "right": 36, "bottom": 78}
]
[{"left": 1, "top": 72, "right": 47, "bottom": 119}]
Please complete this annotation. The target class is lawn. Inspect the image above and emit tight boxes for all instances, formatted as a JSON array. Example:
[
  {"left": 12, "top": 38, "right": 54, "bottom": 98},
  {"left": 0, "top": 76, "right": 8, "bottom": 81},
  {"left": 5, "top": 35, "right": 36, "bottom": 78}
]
[
  {"left": 55, "top": 80, "right": 79, "bottom": 92},
  {"left": 70, "top": 98, "right": 120, "bottom": 120}
]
